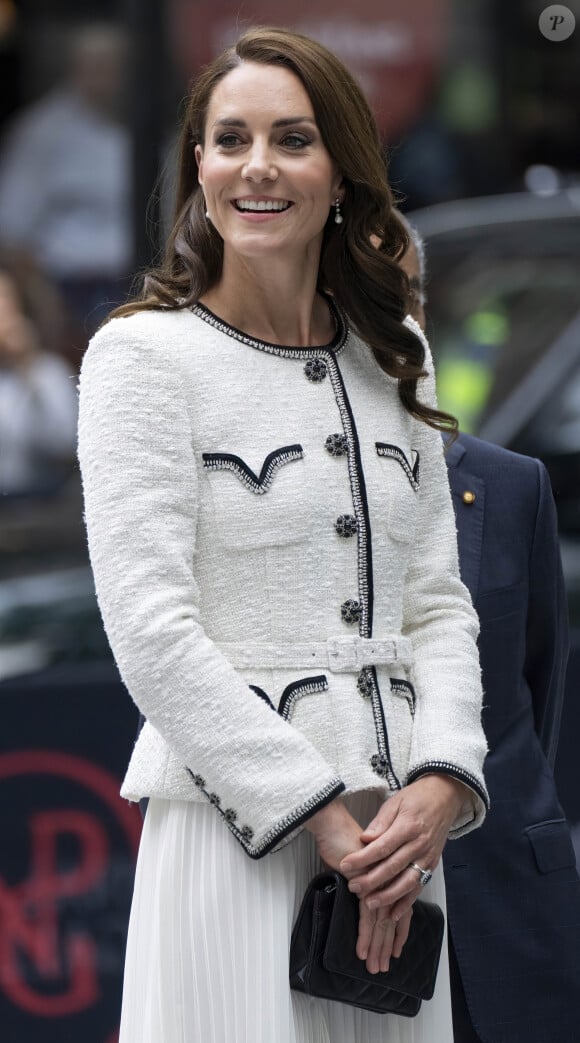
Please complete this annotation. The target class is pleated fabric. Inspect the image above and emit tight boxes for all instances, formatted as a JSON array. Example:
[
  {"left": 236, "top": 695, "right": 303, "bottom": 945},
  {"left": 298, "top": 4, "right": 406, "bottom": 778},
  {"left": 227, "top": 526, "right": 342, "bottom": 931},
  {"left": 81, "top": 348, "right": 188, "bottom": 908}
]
[{"left": 119, "top": 793, "right": 453, "bottom": 1043}]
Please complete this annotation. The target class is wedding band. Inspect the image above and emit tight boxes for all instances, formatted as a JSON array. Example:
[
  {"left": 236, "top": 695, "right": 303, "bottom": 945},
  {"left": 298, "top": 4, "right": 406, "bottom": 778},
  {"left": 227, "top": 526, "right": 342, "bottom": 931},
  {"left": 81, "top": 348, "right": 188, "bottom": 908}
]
[{"left": 408, "top": 862, "right": 432, "bottom": 887}]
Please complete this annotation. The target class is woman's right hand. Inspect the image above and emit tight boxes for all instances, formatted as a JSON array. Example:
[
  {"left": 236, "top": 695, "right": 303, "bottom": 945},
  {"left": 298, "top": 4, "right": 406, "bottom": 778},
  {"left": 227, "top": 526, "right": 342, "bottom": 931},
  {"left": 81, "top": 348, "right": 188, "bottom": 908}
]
[
  {"left": 305, "top": 797, "right": 366, "bottom": 869},
  {"left": 305, "top": 799, "right": 412, "bottom": 973}
]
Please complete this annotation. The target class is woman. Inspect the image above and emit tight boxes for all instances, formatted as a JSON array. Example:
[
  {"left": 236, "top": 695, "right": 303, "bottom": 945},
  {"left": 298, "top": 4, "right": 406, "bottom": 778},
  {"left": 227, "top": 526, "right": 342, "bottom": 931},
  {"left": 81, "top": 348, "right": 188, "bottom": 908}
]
[
  {"left": 0, "top": 250, "right": 77, "bottom": 495},
  {"left": 78, "top": 27, "right": 488, "bottom": 1043}
]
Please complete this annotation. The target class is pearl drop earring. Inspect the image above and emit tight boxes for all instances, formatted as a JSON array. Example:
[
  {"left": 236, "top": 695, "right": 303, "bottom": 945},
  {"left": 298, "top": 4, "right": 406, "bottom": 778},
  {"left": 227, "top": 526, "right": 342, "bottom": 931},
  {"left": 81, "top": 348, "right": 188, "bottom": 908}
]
[{"left": 334, "top": 198, "right": 343, "bottom": 225}]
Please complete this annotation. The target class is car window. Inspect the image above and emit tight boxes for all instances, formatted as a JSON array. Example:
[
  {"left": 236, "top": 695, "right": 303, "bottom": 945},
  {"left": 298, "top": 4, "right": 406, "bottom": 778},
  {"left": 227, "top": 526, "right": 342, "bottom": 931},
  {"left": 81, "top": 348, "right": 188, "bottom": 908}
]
[
  {"left": 415, "top": 210, "right": 580, "bottom": 628},
  {"left": 422, "top": 219, "right": 580, "bottom": 434}
]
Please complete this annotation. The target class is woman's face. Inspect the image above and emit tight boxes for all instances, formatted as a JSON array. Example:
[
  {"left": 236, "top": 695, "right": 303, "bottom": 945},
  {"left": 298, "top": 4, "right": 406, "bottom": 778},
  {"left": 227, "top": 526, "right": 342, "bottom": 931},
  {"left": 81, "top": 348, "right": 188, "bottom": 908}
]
[{"left": 195, "top": 62, "right": 344, "bottom": 265}]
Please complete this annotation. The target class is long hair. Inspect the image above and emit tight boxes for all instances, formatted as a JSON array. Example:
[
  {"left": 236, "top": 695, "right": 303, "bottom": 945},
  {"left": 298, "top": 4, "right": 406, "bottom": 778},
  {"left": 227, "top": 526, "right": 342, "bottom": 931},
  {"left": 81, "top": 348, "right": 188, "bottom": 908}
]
[{"left": 111, "top": 26, "right": 455, "bottom": 433}]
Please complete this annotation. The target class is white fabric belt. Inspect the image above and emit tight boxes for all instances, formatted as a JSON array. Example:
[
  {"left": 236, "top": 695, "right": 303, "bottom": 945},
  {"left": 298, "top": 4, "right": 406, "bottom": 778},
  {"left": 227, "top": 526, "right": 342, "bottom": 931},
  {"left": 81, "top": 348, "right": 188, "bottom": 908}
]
[{"left": 217, "top": 636, "right": 413, "bottom": 673}]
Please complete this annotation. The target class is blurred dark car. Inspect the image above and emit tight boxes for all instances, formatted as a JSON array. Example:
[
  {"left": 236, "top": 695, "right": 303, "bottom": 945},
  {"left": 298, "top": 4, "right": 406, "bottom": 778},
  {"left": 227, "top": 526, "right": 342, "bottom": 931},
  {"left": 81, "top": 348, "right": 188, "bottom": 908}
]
[
  {"left": 0, "top": 475, "right": 111, "bottom": 679},
  {"left": 411, "top": 189, "right": 580, "bottom": 825}
]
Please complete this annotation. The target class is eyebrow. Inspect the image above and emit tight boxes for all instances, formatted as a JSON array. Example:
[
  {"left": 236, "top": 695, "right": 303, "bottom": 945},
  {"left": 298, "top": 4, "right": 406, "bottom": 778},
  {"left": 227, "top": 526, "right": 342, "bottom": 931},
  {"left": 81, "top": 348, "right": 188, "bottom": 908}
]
[{"left": 212, "top": 117, "right": 317, "bottom": 129}]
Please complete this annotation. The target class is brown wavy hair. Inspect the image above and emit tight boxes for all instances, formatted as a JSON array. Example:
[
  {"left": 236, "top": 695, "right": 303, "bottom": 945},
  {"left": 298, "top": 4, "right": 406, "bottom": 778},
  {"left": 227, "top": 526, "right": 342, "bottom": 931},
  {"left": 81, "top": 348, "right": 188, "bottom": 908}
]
[{"left": 111, "top": 26, "right": 456, "bottom": 433}]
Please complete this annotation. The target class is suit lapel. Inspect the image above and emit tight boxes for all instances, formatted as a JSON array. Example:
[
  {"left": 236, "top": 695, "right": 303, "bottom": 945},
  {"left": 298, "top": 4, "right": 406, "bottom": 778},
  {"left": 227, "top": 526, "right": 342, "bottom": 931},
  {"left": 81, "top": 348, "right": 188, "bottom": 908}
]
[{"left": 445, "top": 443, "right": 485, "bottom": 602}]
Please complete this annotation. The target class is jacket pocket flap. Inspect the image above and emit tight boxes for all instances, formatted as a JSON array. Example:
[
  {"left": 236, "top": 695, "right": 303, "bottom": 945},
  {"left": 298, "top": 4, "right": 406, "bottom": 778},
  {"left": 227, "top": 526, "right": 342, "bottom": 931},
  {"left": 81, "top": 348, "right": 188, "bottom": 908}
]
[{"left": 525, "top": 819, "right": 576, "bottom": 873}]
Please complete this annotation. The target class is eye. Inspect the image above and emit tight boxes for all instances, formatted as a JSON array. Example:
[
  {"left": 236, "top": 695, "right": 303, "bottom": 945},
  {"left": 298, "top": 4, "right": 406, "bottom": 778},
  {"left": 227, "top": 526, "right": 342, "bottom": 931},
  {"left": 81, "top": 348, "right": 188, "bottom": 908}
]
[
  {"left": 215, "top": 132, "right": 243, "bottom": 148},
  {"left": 281, "top": 133, "right": 312, "bottom": 150}
]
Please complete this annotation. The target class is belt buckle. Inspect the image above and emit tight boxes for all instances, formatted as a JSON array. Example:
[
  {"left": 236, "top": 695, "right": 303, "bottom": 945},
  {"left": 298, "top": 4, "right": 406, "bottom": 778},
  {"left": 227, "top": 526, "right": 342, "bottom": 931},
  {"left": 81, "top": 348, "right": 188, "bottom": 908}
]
[{"left": 326, "top": 637, "right": 359, "bottom": 672}]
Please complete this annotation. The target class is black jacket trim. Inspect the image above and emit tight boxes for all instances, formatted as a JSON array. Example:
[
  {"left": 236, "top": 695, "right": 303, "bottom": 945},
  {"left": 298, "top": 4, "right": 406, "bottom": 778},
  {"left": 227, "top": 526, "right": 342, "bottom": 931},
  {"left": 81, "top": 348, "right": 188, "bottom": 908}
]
[
  {"left": 366, "top": 666, "right": 400, "bottom": 790},
  {"left": 376, "top": 443, "right": 420, "bottom": 492},
  {"left": 192, "top": 296, "right": 348, "bottom": 358},
  {"left": 390, "top": 678, "right": 416, "bottom": 717},
  {"left": 278, "top": 675, "right": 328, "bottom": 721},
  {"left": 187, "top": 768, "right": 345, "bottom": 859},
  {"left": 326, "top": 358, "right": 374, "bottom": 637},
  {"left": 407, "top": 762, "right": 490, "bottom": 811},
  {"left": 249, "top": 685, "right": 275, "bottom": 710},
  {"left": 202, "top": 445, "right": 303, "bottom": 494}
]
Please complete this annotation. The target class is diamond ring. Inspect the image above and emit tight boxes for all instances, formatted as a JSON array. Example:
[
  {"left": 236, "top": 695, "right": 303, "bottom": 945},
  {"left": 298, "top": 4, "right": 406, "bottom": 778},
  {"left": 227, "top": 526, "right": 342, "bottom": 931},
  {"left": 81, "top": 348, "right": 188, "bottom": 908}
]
[{"left": 408, "top": 862, "right": 432, "bottom": 887}]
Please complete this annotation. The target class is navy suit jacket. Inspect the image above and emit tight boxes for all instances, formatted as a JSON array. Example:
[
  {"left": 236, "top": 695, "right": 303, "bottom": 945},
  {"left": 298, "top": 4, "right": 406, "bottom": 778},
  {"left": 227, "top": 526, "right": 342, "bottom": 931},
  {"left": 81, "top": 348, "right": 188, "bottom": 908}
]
[{"left": 443, "top": 433, "right": 580, "bottom": 1043}]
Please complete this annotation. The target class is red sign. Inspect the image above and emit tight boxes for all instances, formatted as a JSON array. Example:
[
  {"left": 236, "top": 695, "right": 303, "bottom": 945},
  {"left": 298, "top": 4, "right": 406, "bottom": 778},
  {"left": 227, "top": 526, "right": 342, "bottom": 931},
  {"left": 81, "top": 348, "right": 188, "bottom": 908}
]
[
  {"left": 169, "top": 0, "right": 449, "bottom": 138},
  {"left": 0, "top": 750, "right": 141, "bottom": 1037}
]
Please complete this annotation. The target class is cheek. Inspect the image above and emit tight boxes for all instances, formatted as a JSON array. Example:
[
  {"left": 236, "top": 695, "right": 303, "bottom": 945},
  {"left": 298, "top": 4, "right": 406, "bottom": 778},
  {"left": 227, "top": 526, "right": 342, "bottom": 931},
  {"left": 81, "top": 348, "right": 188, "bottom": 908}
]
[{"left": 199, "top": 156, "right": 235, "bottom": 195}]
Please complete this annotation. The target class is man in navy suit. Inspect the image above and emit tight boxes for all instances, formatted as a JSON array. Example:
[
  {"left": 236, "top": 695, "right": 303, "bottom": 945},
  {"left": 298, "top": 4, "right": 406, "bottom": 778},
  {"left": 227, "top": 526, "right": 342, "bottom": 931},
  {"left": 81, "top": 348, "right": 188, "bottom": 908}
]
[{"left": 401, "top": 227, "right": 580, "bottom": 1042}]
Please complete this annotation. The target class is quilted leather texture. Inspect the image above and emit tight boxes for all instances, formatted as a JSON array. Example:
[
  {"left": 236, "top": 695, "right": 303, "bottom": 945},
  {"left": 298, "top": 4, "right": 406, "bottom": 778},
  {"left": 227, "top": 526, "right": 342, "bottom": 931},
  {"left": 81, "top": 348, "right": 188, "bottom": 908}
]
[{"left": 290, "top": 871, "right": 445, "bottom": 1016}]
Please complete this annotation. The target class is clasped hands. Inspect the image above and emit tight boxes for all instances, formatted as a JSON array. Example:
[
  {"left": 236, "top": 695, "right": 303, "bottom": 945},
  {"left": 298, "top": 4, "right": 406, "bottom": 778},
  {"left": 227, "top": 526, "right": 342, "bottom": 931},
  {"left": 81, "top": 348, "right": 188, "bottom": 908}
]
[{"left": 305, "top": 775, "right": 466, "bottom": 975}]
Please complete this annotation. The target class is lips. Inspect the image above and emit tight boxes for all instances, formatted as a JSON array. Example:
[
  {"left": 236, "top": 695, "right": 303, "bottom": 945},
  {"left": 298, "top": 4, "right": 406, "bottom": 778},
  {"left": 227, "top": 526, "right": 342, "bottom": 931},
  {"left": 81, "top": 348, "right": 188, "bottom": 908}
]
[{"left": 233, "top": 199, "right": 292, "bottom": 212}]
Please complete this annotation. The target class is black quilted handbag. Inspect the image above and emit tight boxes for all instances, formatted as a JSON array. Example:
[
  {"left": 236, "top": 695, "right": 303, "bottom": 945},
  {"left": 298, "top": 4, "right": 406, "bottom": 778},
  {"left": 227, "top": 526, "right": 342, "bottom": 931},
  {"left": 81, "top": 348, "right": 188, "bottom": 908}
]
[{"left": 290, "top": 871, "right": 445, "bottom": 1016}]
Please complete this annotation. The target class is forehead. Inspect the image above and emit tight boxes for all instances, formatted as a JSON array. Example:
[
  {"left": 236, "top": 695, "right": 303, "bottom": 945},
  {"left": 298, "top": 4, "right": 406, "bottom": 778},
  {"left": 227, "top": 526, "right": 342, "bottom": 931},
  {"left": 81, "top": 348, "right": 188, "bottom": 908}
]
[{"left": 206, "top": 62, "right": 315, "bottom": 126}]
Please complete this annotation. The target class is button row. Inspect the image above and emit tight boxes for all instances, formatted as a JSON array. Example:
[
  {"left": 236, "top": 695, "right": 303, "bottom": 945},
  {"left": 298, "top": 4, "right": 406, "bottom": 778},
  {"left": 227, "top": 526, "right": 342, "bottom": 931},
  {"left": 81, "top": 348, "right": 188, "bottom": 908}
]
[{"left": 324, "top": 430, "right": 359, "bottom": 624}]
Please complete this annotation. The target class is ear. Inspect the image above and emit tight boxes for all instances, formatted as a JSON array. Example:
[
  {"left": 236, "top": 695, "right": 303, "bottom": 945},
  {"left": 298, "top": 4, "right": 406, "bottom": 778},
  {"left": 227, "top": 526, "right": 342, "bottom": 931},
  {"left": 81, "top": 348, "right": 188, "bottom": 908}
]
[{"left": 195, "top": 144, "right": 204, "bottom": 186}]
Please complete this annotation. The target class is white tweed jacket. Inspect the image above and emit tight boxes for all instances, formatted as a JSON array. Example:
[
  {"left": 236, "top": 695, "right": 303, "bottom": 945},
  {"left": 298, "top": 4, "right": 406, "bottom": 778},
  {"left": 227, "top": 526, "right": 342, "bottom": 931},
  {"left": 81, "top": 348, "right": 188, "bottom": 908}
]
[{"left": 78, "top": 302, "right": 489, "bottom": 858}]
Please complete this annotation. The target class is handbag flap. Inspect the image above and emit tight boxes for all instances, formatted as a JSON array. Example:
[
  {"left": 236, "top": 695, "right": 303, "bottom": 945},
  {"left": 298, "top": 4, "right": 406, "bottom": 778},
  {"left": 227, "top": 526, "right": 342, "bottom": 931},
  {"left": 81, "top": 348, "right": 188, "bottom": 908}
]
[{"left": 323, "top": 873, "right": 445, "bottom": 1001}]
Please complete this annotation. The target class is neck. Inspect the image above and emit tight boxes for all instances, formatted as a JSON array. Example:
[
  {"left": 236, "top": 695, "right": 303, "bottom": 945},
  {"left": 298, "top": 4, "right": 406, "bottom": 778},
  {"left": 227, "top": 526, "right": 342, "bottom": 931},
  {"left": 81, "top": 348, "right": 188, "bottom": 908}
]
[{"left": 199, "top": 246, "right": 334, "bottom": 347}]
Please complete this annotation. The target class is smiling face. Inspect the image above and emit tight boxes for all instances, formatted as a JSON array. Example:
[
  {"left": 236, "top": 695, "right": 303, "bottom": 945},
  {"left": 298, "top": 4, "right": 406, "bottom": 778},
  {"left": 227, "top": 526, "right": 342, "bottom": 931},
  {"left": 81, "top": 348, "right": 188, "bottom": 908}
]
[{"left": 195, "top": 62, "right": 344, "bottom": 267}]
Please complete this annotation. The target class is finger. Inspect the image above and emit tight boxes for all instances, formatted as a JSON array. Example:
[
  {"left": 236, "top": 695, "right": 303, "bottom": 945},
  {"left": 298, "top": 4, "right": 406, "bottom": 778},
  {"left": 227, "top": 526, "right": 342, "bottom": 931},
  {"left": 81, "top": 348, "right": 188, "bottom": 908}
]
[
  {"left": 364, "top": 872, "right": 422, "bottom": 912},
  {"left": 341, "top": 821, "right": 411, "bottom": 874},
  {"left": 366, "top": 913, "right": 396, "bottom": 974},
  {"left": 379, "top": 926, "right": 397, "bottom": 972},
  {"left": 356, "top": 899, "right": 376, "bottom": 961},
  {"left": 359, "top": 795, "right": 400, "bottom": 841},
  {"left": 388, "top": 885, "right": 424, "bottom": 923},
  {"left": 347, "top": 841, "right": 424, "bottom": 896},
  {"left": 391, "top": 908, "right": 413, "bottom": 959}
]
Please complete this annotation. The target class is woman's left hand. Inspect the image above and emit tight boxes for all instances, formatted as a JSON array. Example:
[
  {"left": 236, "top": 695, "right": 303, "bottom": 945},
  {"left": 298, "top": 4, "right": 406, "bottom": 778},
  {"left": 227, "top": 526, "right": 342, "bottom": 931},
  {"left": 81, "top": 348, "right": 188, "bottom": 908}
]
[{"left": 340, "top": 775, "right": 468, "bottom": 923}]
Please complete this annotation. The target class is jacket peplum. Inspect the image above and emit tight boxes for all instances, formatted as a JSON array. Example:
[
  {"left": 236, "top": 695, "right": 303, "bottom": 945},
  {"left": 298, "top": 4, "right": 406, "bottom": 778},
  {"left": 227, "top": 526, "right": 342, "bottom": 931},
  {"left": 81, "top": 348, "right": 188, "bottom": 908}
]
[{"left": 78, "top": 303, "right": 489, "bottom": 858}]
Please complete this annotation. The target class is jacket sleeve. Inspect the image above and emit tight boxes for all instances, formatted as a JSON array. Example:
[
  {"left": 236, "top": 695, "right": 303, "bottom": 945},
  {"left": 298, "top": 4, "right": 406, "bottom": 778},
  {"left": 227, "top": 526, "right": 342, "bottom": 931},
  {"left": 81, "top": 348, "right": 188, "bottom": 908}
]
[
  {"left": 524, "top": 459, "right": 569, "bottom": 768},
  {"left": 401, "top": 316, "right": 489, "bottom": 836},
  {"left": 77, "top": 319, "right": 345, "bottom": 859}
]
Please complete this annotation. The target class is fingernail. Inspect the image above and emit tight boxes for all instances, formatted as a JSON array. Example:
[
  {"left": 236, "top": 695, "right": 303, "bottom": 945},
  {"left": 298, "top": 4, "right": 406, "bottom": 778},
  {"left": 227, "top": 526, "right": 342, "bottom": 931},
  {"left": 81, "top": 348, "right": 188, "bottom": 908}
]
[
  {"left": 360, "top": 947, "right": 368, "bottom": 960},
  {"left": 341, "top": 861, "right": 352, "bottom": 872},
  {"left": 366, "top": 898, "right": 378, "bottom": 910},
  {"left": 348, "top": 880, "right": 361, "bottom": 893},
  {"left": 381, "top": 960, "right": 390, "bottom": 973},
  {"left": 392, "top": 912, "right": 400, "bottom": 923}
]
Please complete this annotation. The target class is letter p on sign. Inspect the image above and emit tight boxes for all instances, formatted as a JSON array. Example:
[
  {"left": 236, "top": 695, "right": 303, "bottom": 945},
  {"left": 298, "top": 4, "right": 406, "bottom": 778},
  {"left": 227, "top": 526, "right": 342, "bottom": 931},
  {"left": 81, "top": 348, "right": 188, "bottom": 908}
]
[{"left": 539, "top": 5, "right": 576, "bottom": 40}]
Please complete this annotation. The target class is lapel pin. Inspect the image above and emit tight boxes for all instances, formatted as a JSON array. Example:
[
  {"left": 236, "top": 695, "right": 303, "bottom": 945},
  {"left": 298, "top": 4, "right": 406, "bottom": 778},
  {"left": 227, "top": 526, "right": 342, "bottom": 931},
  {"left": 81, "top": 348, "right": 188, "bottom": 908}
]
[{"left": 462, "top": 490, "right": 476, "bottom": 505}]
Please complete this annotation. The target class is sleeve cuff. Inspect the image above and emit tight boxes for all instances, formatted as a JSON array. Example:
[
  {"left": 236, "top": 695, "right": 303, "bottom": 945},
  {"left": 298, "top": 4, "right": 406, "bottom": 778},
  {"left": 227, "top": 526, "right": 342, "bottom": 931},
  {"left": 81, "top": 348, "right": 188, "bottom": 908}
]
[
  {"left": 406, "top": 762, "right": 489, "bottom": 838},
  {"left": 186, "top": 769, "right": 346, "bottom": 859}
]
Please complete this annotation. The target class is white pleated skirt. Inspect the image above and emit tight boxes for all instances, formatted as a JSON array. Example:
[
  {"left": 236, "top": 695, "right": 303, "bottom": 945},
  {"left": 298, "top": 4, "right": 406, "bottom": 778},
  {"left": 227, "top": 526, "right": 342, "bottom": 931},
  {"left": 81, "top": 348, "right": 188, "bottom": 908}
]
[{"left": 119, "top": 792, "right": 453, "bottom": 1043}]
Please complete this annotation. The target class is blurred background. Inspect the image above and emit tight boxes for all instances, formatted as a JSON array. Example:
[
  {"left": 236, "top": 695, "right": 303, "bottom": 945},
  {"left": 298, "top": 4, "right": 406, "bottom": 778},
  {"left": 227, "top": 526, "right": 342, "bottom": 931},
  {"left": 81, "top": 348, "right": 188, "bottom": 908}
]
[{"left": 0, "top": 2, "right": 578, "bottom": 1040}]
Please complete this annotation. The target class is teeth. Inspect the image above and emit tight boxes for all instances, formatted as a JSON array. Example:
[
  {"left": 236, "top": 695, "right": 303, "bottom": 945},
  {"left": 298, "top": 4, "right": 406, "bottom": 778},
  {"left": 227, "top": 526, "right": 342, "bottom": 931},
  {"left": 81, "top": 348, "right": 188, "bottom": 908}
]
[{"left": 236, "top": 200, "right": 290, "bottom": 212}]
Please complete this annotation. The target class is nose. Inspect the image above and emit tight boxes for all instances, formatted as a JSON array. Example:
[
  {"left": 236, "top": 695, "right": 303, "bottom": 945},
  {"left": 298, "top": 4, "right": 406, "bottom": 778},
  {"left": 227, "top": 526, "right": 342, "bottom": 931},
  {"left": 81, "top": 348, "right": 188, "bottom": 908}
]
[{"left": 241, "top": 139, "right": 277, "bottom": 183}]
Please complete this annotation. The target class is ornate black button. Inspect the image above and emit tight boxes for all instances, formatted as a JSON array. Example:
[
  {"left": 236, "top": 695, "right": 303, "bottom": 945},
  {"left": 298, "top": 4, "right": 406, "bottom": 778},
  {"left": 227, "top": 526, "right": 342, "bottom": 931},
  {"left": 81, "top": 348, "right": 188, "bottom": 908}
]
[
  {"left": 325, "top": 433, "right": 348, "bottom": 456},
  {"left": 341, "top": 599, "right": 361, "bottom": 624},
  {"left": 370, "top": 753, "right": 390, "bottom": 778},
  {"left": 357, "top": 669, "right": 373, "bottom": 698},
  {"left": 304, "top": 357, "right": 327, "bottom": 382},
  {"left": 335, "top": 514, "right": 357, "bottom": 538}
]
